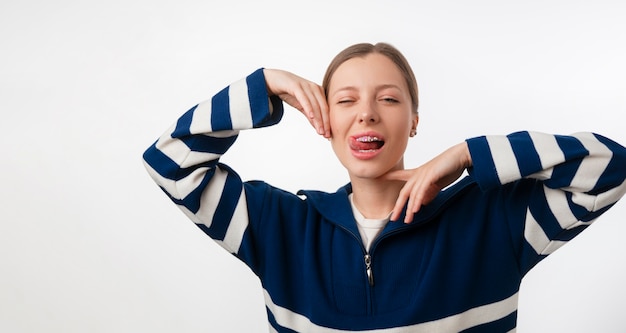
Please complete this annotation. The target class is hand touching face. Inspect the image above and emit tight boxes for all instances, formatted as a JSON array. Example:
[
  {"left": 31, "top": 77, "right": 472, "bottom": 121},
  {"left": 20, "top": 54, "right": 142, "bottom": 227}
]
[{"left": 263, "top": 69, "right": 331, "bottom": 138}]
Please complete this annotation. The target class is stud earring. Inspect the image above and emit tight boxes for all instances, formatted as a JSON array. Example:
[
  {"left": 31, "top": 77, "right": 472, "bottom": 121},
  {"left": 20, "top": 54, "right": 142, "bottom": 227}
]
[{"left": 410, "top": 129, "right": 417, "bottom": 137}]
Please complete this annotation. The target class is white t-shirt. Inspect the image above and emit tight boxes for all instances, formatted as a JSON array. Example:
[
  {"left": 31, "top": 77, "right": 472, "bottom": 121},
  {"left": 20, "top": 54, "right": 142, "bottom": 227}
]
[{"left": 349, "top": 194, "right": 391, "bottom": 252}]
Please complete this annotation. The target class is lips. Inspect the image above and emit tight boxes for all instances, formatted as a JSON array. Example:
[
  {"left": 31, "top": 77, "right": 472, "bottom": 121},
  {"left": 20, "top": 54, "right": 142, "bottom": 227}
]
[{"left": 349, "top": 132, "right": 385, "bottom": 157}]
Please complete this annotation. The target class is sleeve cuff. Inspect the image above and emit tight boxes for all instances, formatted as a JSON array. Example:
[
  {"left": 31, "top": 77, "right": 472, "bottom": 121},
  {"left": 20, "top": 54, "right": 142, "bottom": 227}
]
[{"left": 246, "top": 68, "right": 284, "bottom": 128}]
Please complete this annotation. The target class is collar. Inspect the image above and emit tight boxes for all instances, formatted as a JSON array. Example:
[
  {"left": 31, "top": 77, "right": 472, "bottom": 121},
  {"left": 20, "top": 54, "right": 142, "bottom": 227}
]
[{"left": 297, "top": 176, "right": 476, "bottom": 237}]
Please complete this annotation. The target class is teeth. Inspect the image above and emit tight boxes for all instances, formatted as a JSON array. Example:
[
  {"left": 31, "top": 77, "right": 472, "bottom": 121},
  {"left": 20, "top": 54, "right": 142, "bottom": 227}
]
[{"left": 356, "top": 136, "right": 381, "bottom": 142}]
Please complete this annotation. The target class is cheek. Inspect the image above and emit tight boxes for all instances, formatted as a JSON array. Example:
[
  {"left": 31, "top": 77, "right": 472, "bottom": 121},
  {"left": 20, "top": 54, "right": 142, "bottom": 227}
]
[{"left": 328, "top": 108, "right": 348, "bottom": 133}]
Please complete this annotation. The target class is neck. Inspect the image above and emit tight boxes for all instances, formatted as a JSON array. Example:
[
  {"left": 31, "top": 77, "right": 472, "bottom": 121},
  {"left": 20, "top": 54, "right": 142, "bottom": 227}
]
[{"left": 350, "top": 177, "right": 404, "bottom": 219}]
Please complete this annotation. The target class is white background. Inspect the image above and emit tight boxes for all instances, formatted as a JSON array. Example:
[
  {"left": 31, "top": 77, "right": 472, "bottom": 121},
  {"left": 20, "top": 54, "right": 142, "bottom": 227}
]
[{"left": 1, "top": 0, "right": 625, "bottom": 332}]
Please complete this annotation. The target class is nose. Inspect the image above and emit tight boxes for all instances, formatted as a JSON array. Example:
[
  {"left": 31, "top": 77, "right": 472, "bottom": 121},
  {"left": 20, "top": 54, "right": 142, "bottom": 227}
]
[{"left": 358, "top": 102, "right": 380, "bottom": 124}]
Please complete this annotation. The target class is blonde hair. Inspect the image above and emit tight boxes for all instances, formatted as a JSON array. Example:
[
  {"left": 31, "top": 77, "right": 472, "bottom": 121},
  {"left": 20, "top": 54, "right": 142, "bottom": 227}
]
[{"left": 322, "top": 42, "right": 419, "bottom": 114}]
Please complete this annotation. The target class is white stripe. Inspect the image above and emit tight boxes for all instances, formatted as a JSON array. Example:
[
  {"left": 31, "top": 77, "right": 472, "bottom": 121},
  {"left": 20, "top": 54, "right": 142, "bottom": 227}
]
[
  {"left": 542, "top": 240, "right": 567, "bottom": 255},
  {"left": 180, "top": 150, "right": 222, "bottom": 169},
  {"left": 157, "top": 135, "right": 190, "bottom": 165},
  {"left": 592, "top": 179, "right": 626, "bottom": 211},
  {"left": 544, "top": 186, "right": 579, "bottom": 230},
  {"left": 193, "top": 167, "right": 229, "bottom": 227},
  {"left": 168, "top": 166, "right": 212, "bottom": 201},
  {"left": 528, "top": 132, "right": 565, "bottom": 173},
  {"left": 486, "top": 136, "right": 521, "bottom": 185},
  {"left": 570, "top": 191, "right": 598, "bottom": 215},
  {"left": 142, "top": 160, "right": 210, "bottom": 201},
  {"left": 523, "top": 208, "right": 552, "bottom": 255},
  {"left": 264, "top": 290, "right": 518, "bottom": 332},
  {"left": 156, "top": 134, "right": 223, "bottom": 169},
  {"left": 177, "top": 204, "right": 201, "bottom": 224},
  {"left": 143, "top": 161, "right": 174, "bottom": 193},
  {"left": 190, "top": 99, "right": 213, "bottom": 133},
  {"left": 228, "top": 78, "right": 254, "bottom": 129},
  {"left": 221, "top": 190, "right": 249, "bottom": 254},
  {"left": 154, "top": 118, "right": 240, "bottom": 173},
  {"left": 529, "top": 133, "right": 624, "bottom": 236},
  {"left": 524, "top": 202, "right": 567, "bottom": 255},
  {"left": 203, "top": 129, "right": 240, "bottom": 138}
]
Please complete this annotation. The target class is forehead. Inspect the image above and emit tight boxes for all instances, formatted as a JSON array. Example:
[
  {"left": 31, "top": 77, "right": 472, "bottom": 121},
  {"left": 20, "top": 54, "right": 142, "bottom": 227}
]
[{"left": 328, "top": 53, "right": 407, "bottom": 92}]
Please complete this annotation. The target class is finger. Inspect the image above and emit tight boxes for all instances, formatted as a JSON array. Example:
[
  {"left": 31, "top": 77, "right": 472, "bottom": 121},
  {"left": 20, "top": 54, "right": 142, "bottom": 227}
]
[
  {"left": 406, "top": 189, "right": 424, "bottom": 224},
  {"left": 391, "top": 189, "right": 408, "bottom": 221},
  {"left": 300, "top": 84, "right": 325, "bottom": 135},
  {"left": 391, "top": 178, "right": 415, "bottom": 221},
  {"left": 292, "top": 88, "right": 322, "bottom": 134},
  {"left": 404, "top": 187, "right": 417, "bottom": 223},
  {"left": 312, "top": 85, "right": 331, "bottom": 138},
  {"left": 404, "top": 178, "right": 428, "bottom": 223}
]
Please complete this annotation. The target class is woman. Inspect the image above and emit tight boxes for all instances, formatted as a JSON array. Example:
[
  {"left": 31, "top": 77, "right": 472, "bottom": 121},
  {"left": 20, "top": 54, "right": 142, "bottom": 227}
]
[{"left": 143, "top": 43, "right": 626, "bottom": 332}]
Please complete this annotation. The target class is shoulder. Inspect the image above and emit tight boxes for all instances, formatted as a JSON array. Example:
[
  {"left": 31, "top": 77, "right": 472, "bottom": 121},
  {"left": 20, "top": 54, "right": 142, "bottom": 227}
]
[{"left": 428, "top": 176, "right": 537, "bottom": 219}]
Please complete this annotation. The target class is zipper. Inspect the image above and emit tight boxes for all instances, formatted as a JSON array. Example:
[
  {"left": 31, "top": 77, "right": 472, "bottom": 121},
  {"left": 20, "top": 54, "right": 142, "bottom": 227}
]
[
  {"left": 363, "top": 225, "right": 419, "bottom": 288},
  {"left": 364, "top": 254, "right": 374, "bottom": 286},
  {"left": 334, "top": 223, "right": 374, "bottom": 314}
]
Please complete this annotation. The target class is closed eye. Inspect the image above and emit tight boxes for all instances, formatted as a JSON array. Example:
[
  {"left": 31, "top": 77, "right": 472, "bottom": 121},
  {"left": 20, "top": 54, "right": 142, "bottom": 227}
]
[{"left": 381, "top": 98, "right": 399, "bottom": 103}]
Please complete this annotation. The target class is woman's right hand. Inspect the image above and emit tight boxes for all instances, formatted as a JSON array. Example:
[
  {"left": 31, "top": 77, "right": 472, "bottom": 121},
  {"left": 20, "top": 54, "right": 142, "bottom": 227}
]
[{"left": 263, "top": 69, "right": 331, "bottom": 138}]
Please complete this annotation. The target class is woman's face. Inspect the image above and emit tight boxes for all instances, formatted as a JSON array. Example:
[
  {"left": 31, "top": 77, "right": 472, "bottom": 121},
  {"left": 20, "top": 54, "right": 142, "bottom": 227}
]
[{"left": 327, "top": 53, "right": 418, "bottom": 180}]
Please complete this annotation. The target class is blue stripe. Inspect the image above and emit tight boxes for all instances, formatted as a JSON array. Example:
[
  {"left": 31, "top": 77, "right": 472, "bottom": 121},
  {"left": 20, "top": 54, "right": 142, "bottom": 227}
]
[
  {"left": 143, "top": 139, "right": 220, "bottom": 181},
  {"left": 247, "top": 69, "right": 269, "bottom": 127},
  {"left": 553, "top": 224, "right": 589, "bottom": 242},
  {"left": 173, "top": 159, "right": 219, "bottom": 181},
  {"left": 466, "top": 136, "right": 499, "bottom": 189},
  {"left": 211, "top": 86, "right": 232, "bottom": 131},
  {"left": 179, "top": 134, "right": 237, "bottom": 154},
  {"left": 508, "top": 131, "right": 542, "bottom": 177},
  {"left": 549, "top": 158, "right": 581, "bottom": 189},
  {"left": 555, "top": 134, "right": 588, "bottom": 161},
  {"left": 246, "top": 68, "right": 284, "bottom": 128},
  {"left": 194, "top": 164, "right": 243, "bottom": 241},
  {"left": 177, "top": 168, "right": 216, "bottom": 213},
  {"left": 540, "top": 135, "right": 587, "bottom": 190},
  {"left": 142, "top": 142, "right": 180, "bottom": 180},
  {"left": 211, "top": 168, "right": 243, "bottom": 239},
  {"left": 171, "top": 105, "right": 195, "bottom": 138},
  {"left": 571, "top": 201, "right": 613, "bottom": 223},
  {"left": 527, "top": 182, "right": 566, "bottom": 240},
  {"left": 159, "top": 169, "right": 214, "bottom": 214}
]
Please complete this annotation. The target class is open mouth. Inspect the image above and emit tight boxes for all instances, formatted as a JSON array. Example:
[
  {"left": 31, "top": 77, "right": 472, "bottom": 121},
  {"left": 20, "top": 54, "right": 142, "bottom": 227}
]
[{"left": 350, "top": 135, "right": 385, "bottom": 152}]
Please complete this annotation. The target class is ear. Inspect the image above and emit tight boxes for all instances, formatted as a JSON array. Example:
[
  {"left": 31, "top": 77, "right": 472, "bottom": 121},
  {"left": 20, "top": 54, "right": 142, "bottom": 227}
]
[{"left": 409, "top": 114, "right": 419, "bottom": 137}]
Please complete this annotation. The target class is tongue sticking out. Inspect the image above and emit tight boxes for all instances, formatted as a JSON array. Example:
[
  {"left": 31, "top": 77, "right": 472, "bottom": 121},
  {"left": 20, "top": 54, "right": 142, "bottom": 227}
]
[
  {"left": 353, "top": 140, "right": 384, "bottom": 151},
  {"left": 350, "top": 136, "right": 385, "bottom": 151}
]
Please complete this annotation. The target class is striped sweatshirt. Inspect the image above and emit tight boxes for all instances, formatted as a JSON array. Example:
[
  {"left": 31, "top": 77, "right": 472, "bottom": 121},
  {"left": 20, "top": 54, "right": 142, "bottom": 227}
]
[{"left": 143, "top": 68, "right": 626, "bottom": 332}]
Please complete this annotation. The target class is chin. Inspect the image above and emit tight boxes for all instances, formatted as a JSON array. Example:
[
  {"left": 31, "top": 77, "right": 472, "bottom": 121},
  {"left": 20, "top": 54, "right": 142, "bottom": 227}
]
[{"left": 348, "top": 166, "right": 389, "bottom": 181}]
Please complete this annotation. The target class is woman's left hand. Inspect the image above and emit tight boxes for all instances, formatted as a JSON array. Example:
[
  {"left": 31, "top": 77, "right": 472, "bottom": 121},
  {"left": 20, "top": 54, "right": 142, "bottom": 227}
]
[{"left": 381, "top": 142, "right": 473, "bottom": 223}]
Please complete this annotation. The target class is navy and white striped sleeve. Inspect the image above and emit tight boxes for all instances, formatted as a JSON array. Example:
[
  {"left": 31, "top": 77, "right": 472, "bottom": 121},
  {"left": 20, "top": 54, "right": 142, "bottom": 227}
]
[
  {"left": 142, "top": 69, "right": 283, "bottom": 254},
  {"left": 467, "top": 131, "right": 626, "bottom": 270}
]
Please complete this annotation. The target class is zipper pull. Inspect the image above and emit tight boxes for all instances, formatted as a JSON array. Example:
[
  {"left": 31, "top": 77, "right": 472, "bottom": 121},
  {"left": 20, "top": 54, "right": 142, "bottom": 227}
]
[{"left": 364, "top": 254, "right": 374, "bottom": 286}]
